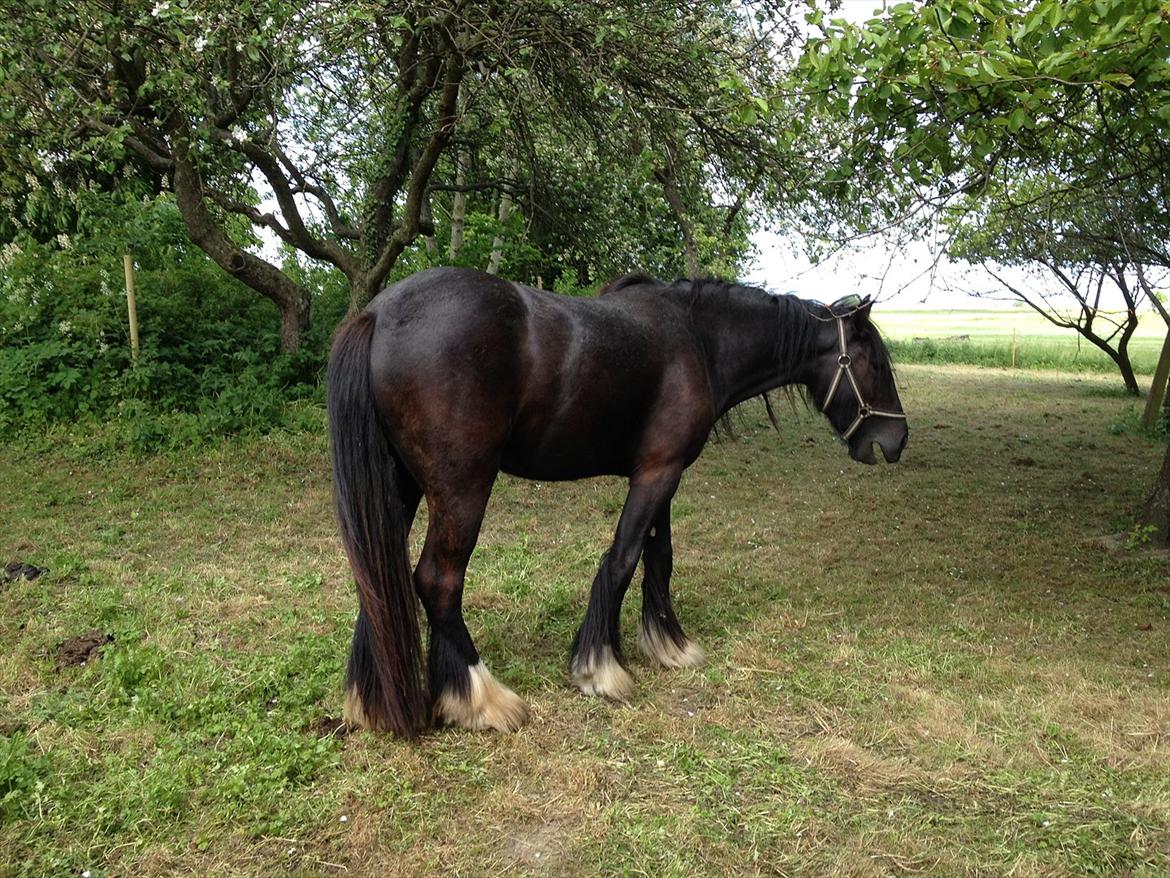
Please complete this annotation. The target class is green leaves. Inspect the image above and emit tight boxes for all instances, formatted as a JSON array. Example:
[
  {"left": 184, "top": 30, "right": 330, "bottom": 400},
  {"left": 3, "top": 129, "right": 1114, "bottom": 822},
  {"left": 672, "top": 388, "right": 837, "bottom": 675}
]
[{"left": 790, "top": 0, "right": 1170, "bottom": 249}]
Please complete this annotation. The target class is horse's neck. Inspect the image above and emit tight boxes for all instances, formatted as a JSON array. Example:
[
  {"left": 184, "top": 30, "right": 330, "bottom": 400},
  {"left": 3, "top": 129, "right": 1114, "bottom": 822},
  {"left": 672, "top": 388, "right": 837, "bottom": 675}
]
[{"left": 687, "top": 293, "right": 802, "bottom": 417}]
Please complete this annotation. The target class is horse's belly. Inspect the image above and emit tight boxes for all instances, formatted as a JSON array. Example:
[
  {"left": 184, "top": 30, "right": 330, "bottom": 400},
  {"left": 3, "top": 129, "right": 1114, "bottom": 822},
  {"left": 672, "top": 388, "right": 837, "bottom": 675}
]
[{"left": 499, "top": 423, "right": 638, "bottom": 481}]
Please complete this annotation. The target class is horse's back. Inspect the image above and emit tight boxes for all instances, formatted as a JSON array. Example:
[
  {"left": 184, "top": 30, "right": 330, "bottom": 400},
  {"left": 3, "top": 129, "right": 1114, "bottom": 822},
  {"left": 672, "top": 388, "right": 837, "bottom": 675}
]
[{"left": 363, "top": 268, "right": 707, "bottom": 480}]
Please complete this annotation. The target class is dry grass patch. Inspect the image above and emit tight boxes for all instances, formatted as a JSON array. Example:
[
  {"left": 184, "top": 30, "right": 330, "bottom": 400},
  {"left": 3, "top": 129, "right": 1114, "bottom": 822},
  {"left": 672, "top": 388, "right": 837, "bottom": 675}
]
[{"left": 1, "top": 365, "right": 1168, "bottom": 876}]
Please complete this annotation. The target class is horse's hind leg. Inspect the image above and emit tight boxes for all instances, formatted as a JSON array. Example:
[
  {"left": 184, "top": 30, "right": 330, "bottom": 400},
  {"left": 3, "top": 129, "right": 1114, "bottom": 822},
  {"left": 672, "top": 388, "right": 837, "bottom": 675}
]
[
  {"left": 638, "top": 504, "right": 705, "bottom": 668},
  {"left": 571, "top": 469, "right": 680, "bottom": 700},
  {"left": 417, "top": 479, "right": 528, "bottom": 732}
]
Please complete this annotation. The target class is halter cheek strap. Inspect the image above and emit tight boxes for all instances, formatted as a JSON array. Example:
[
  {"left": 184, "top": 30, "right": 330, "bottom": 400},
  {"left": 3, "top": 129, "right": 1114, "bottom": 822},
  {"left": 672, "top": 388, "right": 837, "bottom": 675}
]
[{"left": 821, "top": 317, "right": 907, "bottom": 441}]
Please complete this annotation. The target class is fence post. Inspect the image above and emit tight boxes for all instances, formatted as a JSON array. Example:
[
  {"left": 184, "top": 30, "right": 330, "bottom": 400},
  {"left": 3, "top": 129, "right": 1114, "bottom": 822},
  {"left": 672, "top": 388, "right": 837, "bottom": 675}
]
[
  {"left": 1010, "top": 327, "right": 1017, "bottom": 368},
  {"left": 123, "top": 254, "right": 139, "bottom": 365},
  {"left": 1141, "top": 327, "right": 1170, "bottom": 430}
]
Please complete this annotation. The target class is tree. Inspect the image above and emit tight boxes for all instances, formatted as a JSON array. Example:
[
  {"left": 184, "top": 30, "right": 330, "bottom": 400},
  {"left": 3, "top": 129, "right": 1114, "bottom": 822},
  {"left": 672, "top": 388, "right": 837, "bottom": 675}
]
[
  {"left": 792, "top": 0, "right": 1170, "bottom": 543},
  {"left": 2, "top": 1, "right": 803, "bottom": 351},
  {"left": 948, "top": 175, "right": 1170, "bottom": 395}
]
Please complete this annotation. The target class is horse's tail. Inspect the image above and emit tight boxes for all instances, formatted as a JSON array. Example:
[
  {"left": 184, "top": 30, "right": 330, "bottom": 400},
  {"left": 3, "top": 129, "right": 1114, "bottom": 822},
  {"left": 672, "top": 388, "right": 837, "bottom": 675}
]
[{"left": 327, "top": 311, "right": 427, "bottom": 738}]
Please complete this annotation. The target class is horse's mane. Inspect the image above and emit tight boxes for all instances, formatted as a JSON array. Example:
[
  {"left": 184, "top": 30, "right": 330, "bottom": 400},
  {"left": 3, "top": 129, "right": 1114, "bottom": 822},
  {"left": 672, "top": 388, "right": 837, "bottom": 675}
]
[
  {"left": 598, "top": 273, "right": 661, "bottom": 295},
  {"left": 599, "top": 275, "right": 824, "bottom": 437}
]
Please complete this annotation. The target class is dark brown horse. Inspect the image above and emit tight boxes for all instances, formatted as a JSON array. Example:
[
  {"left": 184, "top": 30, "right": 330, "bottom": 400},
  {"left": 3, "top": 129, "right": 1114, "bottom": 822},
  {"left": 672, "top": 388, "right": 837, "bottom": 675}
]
[{"left": 327, "top": 267, "right": 907, "bottom": 737}]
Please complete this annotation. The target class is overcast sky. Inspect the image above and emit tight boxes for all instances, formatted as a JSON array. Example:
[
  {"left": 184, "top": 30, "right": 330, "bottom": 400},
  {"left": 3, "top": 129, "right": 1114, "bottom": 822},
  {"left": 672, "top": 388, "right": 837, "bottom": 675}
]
[{"left": 743, "top": 229, "right": 994, "bottom": 308}]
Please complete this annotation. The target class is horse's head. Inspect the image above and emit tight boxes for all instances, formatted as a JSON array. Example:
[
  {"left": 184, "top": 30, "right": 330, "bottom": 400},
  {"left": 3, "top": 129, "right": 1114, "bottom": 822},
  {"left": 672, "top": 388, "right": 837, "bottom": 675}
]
[{"left": 807, "top": 296, "right": 907, "bottom": 465}]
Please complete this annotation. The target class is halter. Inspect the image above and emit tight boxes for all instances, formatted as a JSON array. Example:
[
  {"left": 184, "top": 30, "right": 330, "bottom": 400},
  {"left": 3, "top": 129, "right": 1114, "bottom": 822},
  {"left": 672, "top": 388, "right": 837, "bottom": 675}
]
[{"left": 821, "top": 315, "right": 908, "bottom": 441}]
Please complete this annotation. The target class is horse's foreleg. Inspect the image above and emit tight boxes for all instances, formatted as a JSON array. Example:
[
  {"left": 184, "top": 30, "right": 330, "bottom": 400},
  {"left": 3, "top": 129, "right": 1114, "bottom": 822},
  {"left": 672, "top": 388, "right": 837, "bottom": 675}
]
[
  {"left": 571, "top": 470, "right": 680, "bottom": 700},
  {"left": 638, "top": 505, "right": 705, "bottom": 668},
  {"left": 416, "top": 484, "right": 528, "bottom": 733}
]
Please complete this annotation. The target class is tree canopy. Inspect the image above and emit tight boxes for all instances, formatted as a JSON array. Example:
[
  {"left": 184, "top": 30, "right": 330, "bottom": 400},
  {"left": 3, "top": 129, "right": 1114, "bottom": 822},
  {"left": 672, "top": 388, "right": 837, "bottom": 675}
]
[
  {"left": 1, "top": 0, "right": 802, "bottom": 349},
  {"left": 794, "top": 0, "right": 1170, "bottom": 238}
]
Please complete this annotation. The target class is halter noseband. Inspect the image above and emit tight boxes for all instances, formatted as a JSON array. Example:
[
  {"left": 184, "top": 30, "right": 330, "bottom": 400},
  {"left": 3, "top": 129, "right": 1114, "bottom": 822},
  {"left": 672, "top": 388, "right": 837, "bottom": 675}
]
[{"left": 821, "top": 316, "right": 907, "bottom": 441}]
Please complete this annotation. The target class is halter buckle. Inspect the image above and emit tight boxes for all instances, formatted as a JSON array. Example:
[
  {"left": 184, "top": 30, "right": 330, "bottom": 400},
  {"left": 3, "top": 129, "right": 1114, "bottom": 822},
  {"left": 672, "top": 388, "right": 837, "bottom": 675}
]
[{"left": 837, "top": 353, "right": 851, "bottom": 366}]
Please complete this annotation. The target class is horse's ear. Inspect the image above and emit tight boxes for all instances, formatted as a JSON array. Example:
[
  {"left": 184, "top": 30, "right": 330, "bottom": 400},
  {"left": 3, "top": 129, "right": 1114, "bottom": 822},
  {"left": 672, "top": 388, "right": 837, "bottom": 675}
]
[{"left": 852, "top": 297, "right": 874, "bottom": 322}]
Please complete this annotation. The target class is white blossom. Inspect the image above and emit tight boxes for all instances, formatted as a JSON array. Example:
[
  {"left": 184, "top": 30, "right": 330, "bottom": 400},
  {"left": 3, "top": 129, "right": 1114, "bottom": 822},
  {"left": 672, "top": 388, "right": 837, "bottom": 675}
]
[
  {"left": 57, "top": 319, "right": 73, "bottom": 336},
  {"left": 230, "top": 125, "right": 246, "bottom": 143},
  {"left": 152, "top": 1, "right": 169, "bottom": 16},
  {"left": 55, "top": 233, "right": 72, "bottom": 250},
  {"left": 0, "top": 241, "right": 22, "bottom": 268},
  {"left": 193, "top": 35, "right": 208, "bottom": 52}
]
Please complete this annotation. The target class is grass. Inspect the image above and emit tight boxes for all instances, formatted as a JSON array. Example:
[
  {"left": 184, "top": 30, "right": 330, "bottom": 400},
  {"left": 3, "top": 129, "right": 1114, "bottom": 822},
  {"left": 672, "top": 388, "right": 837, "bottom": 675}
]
[
  {"left": 877, "top": 306, "right": 1167, "bottom": 376},
  {"left": 2, "top": 364, "right": 1169, "bottom": 877}
]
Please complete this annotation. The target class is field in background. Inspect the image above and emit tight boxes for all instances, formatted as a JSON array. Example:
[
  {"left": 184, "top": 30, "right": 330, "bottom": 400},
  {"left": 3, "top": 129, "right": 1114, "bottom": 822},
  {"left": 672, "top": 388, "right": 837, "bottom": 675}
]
[
  {"left": 2, "top": 365, "right": 1168, "bottom": 877},
  {"left": 878, "top": 307, "right": 1168, "bottom": 376}
]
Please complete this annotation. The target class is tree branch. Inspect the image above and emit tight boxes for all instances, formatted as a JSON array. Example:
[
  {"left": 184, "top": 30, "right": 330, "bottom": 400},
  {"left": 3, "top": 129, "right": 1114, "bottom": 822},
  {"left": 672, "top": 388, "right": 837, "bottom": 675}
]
[{"left": 367, "top": 57, "right": 464, "bottom": 293}]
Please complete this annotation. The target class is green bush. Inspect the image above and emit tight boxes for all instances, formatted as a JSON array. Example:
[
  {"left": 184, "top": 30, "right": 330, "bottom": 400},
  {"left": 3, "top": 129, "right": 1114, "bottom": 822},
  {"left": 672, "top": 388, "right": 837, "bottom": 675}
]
[{"left": 0, "top": 191, "right": 345, "bottom": 450}]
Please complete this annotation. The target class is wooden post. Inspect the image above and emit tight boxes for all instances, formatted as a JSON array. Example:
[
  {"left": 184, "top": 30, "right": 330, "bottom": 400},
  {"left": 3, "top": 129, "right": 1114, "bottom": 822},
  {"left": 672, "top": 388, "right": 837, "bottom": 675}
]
[
  {"left": 1141, "top": 327, "right": 1170, "bottom": 430},
  {"left": 123, "top": 254, "right": 140, "bottom": 365},
  {"left": 1010, "top": 327, "right": 1017, "bottom": 369}
]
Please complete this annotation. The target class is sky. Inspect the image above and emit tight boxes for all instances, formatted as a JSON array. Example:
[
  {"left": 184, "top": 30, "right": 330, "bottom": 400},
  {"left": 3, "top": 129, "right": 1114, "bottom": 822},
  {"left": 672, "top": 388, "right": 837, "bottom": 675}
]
[{"left": 742, "top": 229, "right": 996, "bottom": 309}]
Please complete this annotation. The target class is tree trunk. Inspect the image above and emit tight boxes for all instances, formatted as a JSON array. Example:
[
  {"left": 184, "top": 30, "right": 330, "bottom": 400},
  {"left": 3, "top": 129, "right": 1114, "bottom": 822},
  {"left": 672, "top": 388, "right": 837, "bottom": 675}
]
[
  {"left": 1112, "top": 344, "right": 1141, "bottom": 396},
  {"left": 171, "top": 129, "right": 311, "bottom": 352},
  {"left": 421, "top": 195, "right": 438, "bottom": 258},
  {"left": 1078, "top": 325, "right": 1140, "bottom": 396},
  {"left": 1137, "top": 441, "right": 1170, "bottom": 548},
  {"left": 486, "top": 171, "right": 515, "bottom": 275},
  {"left": 1141, "top": 328, "right": 1170, "bottom": 430},
  {"left": 448, "top": 151, "right": 467, "bottom": 261},
  {"left": 279, "top": 296, "right": 310, "bottom": 353},
  {"left": 348, "top": 273, "right": 368, "bottom": 316},
  {"left": 654, "top": 166, "right": 702, "bottom": 280}
]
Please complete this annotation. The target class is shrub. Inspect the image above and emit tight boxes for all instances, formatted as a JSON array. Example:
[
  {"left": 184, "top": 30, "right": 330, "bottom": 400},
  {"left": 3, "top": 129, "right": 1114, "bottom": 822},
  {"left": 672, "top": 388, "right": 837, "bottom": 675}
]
[{"left": 0, "top": 191, "right": 344, "bottom": 450}]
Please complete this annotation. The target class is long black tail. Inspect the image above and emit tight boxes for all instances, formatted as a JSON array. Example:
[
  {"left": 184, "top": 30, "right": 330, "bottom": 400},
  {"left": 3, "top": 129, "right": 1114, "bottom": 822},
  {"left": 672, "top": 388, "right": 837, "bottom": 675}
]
[{"left": 327, "top": 311, "right": 426, "bottom": 738}]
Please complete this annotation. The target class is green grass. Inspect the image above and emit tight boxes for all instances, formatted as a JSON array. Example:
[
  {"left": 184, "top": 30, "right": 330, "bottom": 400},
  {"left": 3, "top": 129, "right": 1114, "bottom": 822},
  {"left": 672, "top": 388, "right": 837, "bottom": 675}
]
[
  {"left": 877, "top": 306, "right": 1167, "bottom": 376},
  {"left": 2, "top": 365, "right": 1169, "bottom": 876}
]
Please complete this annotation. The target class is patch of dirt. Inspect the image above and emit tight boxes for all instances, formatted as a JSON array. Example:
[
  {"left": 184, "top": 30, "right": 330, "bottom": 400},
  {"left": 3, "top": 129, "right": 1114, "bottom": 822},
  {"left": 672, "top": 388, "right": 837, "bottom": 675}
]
[
  {"left": 501, "top": 819, "right": 571, "bottom": 872},
  {"left": 1011, "top": 456, "right": 1036, "bottom": 467},
  {"left": 310, "top": 716, "right": 352, "bottom": 739},
  {"left": 664, "top": 684, "right": 719, "bottom": 718},
  {"left": 3, "top": 561, "right": 45, "bottom": 584},
  {"left": 56, "top": 631, "right": 113, "bottom": 669},
  {"left": 1096, "top": 533, "right": 1170, "bottom": 556}
]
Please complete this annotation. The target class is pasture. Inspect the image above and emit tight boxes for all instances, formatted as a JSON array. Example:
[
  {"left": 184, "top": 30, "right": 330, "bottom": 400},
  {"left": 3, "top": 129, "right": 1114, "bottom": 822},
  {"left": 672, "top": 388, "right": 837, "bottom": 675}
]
[
  {"left": 2, "top": 364, "right": 1168, "bottom": 877},
  {"left": 878, "top": 307, "right": 1167, "bottom": 376}
]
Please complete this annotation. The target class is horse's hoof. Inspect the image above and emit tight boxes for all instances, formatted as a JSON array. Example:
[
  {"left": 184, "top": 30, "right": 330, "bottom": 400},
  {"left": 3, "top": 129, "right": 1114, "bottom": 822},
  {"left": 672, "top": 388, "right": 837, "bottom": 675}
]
[
  {"left": 435, "top": 662, "right": 529, "bottom": 733},
  {"left": 638, "top": 624, "right": 706, "bottom": 669},
  {"left": 571, "top": 645, "right": 635, "bottom": 700}
]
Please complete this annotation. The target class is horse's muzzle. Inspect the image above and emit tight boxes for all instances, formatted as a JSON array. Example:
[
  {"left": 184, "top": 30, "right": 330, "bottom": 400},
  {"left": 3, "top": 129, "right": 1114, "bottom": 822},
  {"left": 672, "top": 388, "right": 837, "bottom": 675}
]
[{"left": 850, "top": 419, "right": 908, "bottom": 465}]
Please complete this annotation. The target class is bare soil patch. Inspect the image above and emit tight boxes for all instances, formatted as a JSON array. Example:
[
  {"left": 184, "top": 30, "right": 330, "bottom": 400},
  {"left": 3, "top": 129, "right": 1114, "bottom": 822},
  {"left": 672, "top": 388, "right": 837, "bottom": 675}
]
[{"left": 55, "top": 630, "right": 113, "bottom": 669}]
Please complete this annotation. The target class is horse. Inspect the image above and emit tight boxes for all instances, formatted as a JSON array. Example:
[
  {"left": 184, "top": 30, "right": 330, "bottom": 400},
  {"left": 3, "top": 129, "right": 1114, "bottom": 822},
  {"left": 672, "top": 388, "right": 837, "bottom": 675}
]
[{"left": 326, "top": 267, "right": 908, "bottom": 738}]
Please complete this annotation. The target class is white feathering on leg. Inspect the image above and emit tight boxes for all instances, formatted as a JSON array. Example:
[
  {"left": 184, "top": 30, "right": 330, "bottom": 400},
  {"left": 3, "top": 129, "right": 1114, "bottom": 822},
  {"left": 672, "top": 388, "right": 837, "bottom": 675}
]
[
  {"left": 638, "top": 622, "right": 706, "bottom": 668},
  {"left": 434, "top": 662, "right": 529, "bottom": 732},
  {"left": 571, "top": 645, "right": 635, "bottom": 700},
  {"left": 342, "top": 687, "right": 371, "bottom": 729}
]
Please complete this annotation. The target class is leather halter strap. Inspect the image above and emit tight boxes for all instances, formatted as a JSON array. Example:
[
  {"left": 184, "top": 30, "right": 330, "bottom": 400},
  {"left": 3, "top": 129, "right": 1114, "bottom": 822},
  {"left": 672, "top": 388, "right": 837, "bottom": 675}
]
[{"left": 821, "top": 317, "right": 907, "bottom": 441}]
